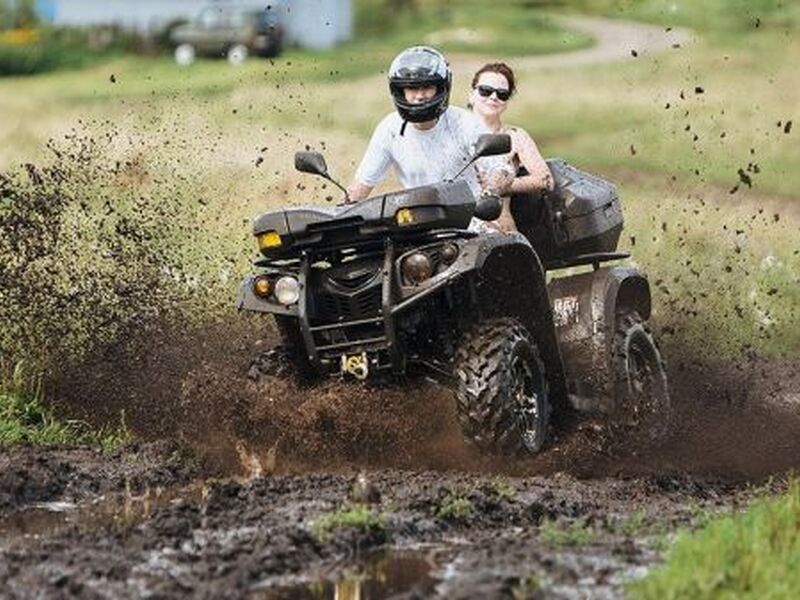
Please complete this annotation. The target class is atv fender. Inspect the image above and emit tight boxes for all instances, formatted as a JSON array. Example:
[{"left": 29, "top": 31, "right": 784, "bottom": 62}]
[
  {"left": 547, "top": 266, "right": 651, "bottom": 413},
  {"left": 451, "top": 232, "right": 570, "bottom": 412}
]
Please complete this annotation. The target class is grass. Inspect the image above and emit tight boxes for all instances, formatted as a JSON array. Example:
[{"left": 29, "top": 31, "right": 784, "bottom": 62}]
[
  {"left": 488, "top": 478, "right": 517, "bottom": 501},
  {"left": 539, "top": 516, "right": 596, "bottom": 546},
  {"left": 629, "top": 480, "right": 800, "bottom": 599},
  {"left": 511, "top": 573, "right": 542, "bottom": 599},
  {"left": 566, "top": 0, "right": 800, "bottom": 35},
  {"left": 0, "top": 361, "right": 131, "bottom": 449},
  {"left": 311, "top": 504, "right": 390, "bottom": 542},
  {"left": 435, "top": 490, "right": 474, "bottom": 520},
  {"left": 614, "top": 510, "right": 648, "bottom": 537}
]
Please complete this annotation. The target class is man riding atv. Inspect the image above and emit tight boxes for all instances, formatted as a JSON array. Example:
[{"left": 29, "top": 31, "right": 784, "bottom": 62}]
[
  {"left": 346, "top": 46, "right": 491, "bottom": 203},
  {"left": 237, "top": 50, "right": 670, "bottom": 456}
]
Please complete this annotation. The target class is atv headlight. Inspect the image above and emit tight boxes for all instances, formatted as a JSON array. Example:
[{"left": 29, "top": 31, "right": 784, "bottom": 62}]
[
  {"left": 401, "top": 252, "right": 433, "bottom": 285},
  {"left": 396, "top": 208, "right": 414, "bottom": 226},
  {"left": 274, "top": 276, "right": 300, "bottom": 305},
  {"left": 257, "top": 230, "right": 282, "bottom": 251},
  {"left": 440, "top": 242, "right": 459, "bottom": 265}
]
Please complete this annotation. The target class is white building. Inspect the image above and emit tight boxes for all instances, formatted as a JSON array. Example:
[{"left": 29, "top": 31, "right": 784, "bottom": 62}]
[{"left": 35, "top": 0, "right": 352, "bottom": 50}]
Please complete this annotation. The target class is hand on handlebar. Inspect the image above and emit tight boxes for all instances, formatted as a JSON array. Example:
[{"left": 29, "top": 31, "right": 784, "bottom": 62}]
[{"left": 478, "top": 165, "right": 515, "bottom": 196}]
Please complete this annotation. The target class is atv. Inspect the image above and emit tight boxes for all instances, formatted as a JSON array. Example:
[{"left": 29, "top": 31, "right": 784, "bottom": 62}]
[{"left": 236, "top": 135, "right": 670, "bottom": 454}]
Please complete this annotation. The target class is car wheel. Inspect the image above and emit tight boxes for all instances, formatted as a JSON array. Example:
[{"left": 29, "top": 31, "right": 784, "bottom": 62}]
[
  {"left": 611, "top": 309, "right": 671, "bottom": 441},
  {"left": 174, "top": 43, "right": 196, "bottom": 66},
  {"left": 227, "top": 44, "right": 249, "bottom": 65},
  {"left": 454, "top": 317, "right": 551, "bottom": 455}
]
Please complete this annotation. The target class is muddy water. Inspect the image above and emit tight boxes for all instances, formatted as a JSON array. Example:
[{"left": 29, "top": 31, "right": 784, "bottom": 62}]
[
  {"left": 254, "top": 551, "right": 439, "bottom": 599},
  {"left": 0, "top": 466, "right": 773, "bottom": 599},
  {"left": 0, "top": 482, "right": 207, "bottom": 543}
]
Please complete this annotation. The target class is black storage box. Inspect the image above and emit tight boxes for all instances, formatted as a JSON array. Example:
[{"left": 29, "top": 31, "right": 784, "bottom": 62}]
[
  {"left": 548, "top": 159, "right": 623, "bottom": 256},
  {"left": 511, "top": 159, "right": 623, "bottom": 265}
]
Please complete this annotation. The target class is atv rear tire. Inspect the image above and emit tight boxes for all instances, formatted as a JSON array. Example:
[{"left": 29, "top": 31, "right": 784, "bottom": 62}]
[
  {"left": 454, "top": 318, "right": 551, "bottom": 455},
  {"left": 612, "top": 310, "right": 670, "bottom": 440}
]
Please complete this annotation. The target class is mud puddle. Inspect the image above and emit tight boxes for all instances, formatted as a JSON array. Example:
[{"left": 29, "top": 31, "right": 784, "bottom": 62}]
[
  {"left": 0, "top": 467, "right": 777, "bottom": 599},
  {"left": 255, "top": 549, "right": 439, "bottom": 599},
  {"left": 0, "top": 481, "right": 207, "bottom": 544}
]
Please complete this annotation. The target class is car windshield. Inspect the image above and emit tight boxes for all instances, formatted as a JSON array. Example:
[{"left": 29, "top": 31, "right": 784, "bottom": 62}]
[
  {"left": 255, "top": 10, "right": 279, "bottom": 26},
  {"left": 196, "top": 6, "right": 251, "bottom": 28}
]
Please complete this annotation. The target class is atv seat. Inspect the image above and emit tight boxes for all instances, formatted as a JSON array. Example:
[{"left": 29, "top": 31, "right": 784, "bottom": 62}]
[{"left": 509, "top": 188, "right": 560, "bottom": 264}]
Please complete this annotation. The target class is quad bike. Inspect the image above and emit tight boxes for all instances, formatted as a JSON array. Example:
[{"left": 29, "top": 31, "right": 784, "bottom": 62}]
[{"left": 236, "top": 135, "right": 670, "bottom": 454}]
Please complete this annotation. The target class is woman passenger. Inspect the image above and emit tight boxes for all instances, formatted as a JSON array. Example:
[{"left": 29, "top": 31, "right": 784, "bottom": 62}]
[{"left": 470, "top": 62, "right": 553, "bottom": 233}]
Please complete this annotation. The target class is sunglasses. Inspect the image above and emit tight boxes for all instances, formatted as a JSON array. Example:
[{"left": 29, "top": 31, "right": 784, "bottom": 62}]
[{"left": 475, "top": 84, "right": 511, "bottom": 101}]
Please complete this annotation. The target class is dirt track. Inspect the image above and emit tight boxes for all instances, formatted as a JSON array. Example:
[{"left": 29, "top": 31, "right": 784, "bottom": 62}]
[
  {"left": 451, "top": 15, "right": 693, "bottom": 72},
  {"left": 0, "top": 443, "right": 778, "bottom": 599},
  {"left": 1, "top": 319, "right": 799, "bottom": 598}
]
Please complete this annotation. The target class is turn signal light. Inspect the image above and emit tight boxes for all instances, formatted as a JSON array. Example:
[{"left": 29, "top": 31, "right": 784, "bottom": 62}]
[{"left": 253, "top": 276, "right": 271, "bottom": 297}]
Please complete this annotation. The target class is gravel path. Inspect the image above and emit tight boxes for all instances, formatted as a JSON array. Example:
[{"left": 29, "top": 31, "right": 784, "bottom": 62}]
[{"left": 451, "top": 14, "right": 693, "bottom": 72}]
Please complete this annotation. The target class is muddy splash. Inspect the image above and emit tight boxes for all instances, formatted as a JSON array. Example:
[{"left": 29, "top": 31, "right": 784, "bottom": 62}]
[
  {"left": 50, "top": 303, "right": 800, "bottom": 484},
  {"left": 2, "top": 127, "right": 799, "bottom": 483}
]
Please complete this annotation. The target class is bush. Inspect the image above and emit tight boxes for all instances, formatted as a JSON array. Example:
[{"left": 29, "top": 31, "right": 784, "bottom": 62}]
[
  {"left": 0, "top": 26, "right": 113, "bottom": 76},
  {"left": 0, "top": 39, "right": 60, "bottom": 75}
]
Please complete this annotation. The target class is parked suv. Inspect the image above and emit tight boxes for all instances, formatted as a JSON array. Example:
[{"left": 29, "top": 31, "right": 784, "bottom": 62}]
[{"left": 170, "top": 5, "right": 283, "bottom": 65}]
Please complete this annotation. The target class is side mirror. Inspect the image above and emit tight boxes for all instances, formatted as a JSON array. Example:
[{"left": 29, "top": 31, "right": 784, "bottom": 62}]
[
  {"left": 294, "top": 151, "right": 328, "bottom": 176},
  {"left": 474, "top": 195, "right": 503, "bottom": 221},
  {"left": 474, "top": 133, "right": 511, "bottom": 158}
]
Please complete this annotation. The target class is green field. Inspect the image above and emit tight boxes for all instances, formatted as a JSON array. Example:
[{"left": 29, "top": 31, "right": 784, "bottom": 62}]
[{"left": 630, "top": 479, "right": 800, "bottom": 600}]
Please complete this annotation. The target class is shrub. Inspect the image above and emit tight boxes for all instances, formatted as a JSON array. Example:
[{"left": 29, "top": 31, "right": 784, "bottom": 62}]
[
  {"left": 539, "top": 517, "right": 596, "bottom": 546},
  {"left": 435, "top": 491, "right": 474, "bottom": 520}
]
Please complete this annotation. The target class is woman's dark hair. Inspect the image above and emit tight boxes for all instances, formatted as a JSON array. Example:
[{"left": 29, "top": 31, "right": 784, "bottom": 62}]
[{"left": 471, "top": 62, "right": 516, "bottom": 96}]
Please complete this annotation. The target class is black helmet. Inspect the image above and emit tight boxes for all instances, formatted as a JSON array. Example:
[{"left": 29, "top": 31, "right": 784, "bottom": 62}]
[{"left": 388, "top": 46, "right": 451, "bottom": 124}]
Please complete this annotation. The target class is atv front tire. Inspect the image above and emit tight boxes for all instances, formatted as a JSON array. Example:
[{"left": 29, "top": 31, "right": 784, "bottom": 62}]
[
  {"left": 454, "top": 318, "right": 551, "bottom": 455},
  {"left": 612, "top": 310, "right": 670, "bottom": 440}
]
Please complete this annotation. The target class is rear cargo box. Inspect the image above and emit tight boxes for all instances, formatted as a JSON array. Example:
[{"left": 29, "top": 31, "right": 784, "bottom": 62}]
[{"left": 547, "top": 159, "right": 623, "bottom": 257}]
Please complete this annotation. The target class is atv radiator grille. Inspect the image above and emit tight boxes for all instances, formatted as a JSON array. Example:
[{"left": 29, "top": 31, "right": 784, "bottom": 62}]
[{"left": 316, "top": 285, "right": 382, "bottom": 323}]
